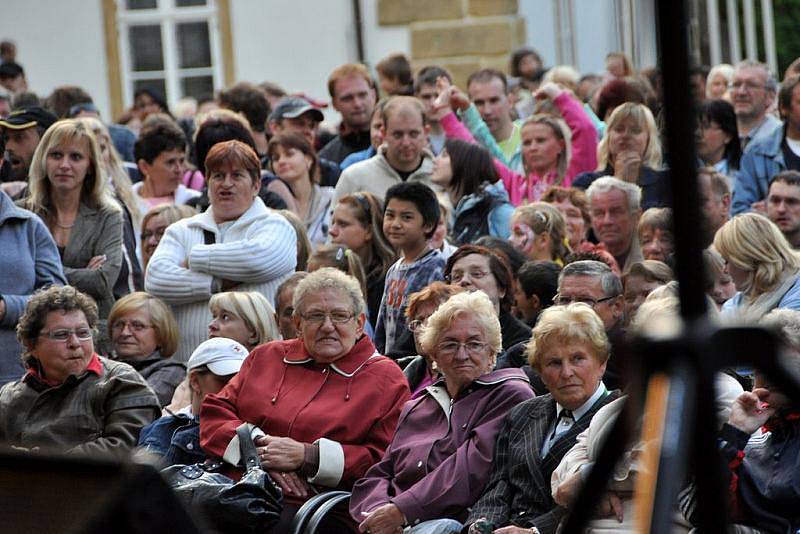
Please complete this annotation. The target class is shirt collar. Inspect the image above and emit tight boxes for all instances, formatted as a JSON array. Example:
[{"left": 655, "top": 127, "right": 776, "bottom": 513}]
[
  {"left": 741, "top": 116, "right": 771, "bottom": 146},
  {"left": 24, "top": 352, "right": 103, "bottom": 387},
  {"left": 282, "top": 335, "right": 379, "bottom": 377},
  {"left": 556, "top": 381, "right": 607, "bottom": 421}
]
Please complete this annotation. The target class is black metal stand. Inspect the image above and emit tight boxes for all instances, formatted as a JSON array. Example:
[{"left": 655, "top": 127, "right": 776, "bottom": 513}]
[{"left": 560, "top": 1, "right": 800, "bottom": 532}]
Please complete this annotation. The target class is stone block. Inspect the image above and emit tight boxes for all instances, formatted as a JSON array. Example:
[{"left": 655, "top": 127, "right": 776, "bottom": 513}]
[
  {"left": 468, "top": 0, "right": 518, "bottom": 17},
  {"left": 411, "top": 19, "right": 519, "bottom": 59},
  {"left": 378, "top": 0, "right": 463, "bottom": 25}
]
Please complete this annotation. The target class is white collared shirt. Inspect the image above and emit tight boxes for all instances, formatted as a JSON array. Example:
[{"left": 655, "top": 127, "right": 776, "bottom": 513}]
[{"left": 541, "top": 381, "right": 607, "bottom": 457}]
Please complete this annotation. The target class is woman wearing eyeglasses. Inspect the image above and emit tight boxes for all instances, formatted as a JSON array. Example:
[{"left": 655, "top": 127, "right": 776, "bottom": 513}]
[
  {"left": 108, "top": 292, "right": 184, "bottom": 407},
  {"left": 0, "top": 286, "right": 160, "bottom": 456},
  {"left": 463, "top": 303, "right": 620, "bottom": 534},
  {"left": 399, "top": 282, "right": 463, "bottom": 397},
  {"left": 201, "top": 268, "right": 410, "bottom": 531},
  {"left": 351, "top": 291, "right": 533, "bottom": 534},
  {"left": 445, "top": 245, "right": 532, "bottom": 352}
]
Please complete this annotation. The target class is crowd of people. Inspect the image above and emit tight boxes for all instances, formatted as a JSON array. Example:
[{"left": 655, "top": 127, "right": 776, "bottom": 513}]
[{"left": 0, "top": 38, "right": 799, "bottom": 532}]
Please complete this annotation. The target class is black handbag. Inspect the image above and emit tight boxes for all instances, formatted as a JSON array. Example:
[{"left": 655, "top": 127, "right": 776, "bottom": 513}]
[{"left": 162, "top": 424, "right": 283, "bottom": 533}]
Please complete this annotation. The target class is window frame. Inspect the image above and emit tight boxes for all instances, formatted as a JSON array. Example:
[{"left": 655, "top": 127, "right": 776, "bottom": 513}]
[{"left": 115, "top": 0, "right": 225, "bottom": 111}]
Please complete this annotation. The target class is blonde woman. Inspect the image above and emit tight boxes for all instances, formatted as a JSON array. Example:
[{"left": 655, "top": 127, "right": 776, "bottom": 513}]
[
  {"left": 166, "top": 290, "right": 280, "bottom": 413},
  {"left": 435, "top": 80, "right": 598, "bottom": 204},
  {"left": 208, "top": 291, "right": 280, "bottom": 350},
  {"left": 715, "top": 212, "right": 800, "bottom": 321},
  {"left": 508, "top": 202, "right": 571, "bottom": 265},
  {"left": 140, "top": 203, "right": 197, "bottom": 269},
  {"left": 706, "top": 63, "right": 735, "bottom": 100},
  {"left": 20, "top": 119, "right": 123, "bottom": 318},
  {"left": 351, "top": 291, "right": 533, "bottom": 534},
  {"left": 463, "top": 302, "right": 621, "bottom": 533},
  {"left": 108, "top": 292, "right": 184, "bottom": 407},
  {"left": 574, "top": 102, "right": 669, "bottom": 209}
]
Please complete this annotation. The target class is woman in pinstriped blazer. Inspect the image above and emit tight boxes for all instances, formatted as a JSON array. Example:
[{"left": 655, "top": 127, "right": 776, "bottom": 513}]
[{"left": 463, "top": 303, "right": 621, "bottom": 534}]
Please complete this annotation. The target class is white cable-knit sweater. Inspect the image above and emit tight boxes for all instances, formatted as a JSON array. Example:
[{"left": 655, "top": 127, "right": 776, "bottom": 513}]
[{"left": 145, "top": 198, "right": 296, "bottom": 362}]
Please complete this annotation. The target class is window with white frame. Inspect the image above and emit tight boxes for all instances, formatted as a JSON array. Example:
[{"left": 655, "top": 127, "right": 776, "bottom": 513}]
[{"left": 117, "top": 0, "right": 224, "bottom": 109}]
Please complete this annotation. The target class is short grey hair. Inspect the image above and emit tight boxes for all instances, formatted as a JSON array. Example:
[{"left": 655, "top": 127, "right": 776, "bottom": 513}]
[
  {"left": 735, "top": 59, "right": 778, "bottom": 92},
  {"left": 586, "top": 176, "right": 642, "bottom": 213},
  {"left": 559, "top": 260, "right": 623, "bottom": 298},
  {"left": 418, "top": 291, "right": 502, "bottom": 364},
  {"left": 292, "top": 267, "right": 365, "bottom": 317},
  {"left": 760, "top": 308, "right": 800, "bottom": 352},
  {"left": 759, "top": 308, "right": 800, "bottom": 375}
]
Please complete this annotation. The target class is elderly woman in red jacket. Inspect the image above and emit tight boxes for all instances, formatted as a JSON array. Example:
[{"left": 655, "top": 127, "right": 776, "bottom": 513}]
[
  {"left": 200, "top": 267, "right": 410, "bottom": 531},
  {"left": 349, "top": 290, "right": 534, "bottom": 534}
]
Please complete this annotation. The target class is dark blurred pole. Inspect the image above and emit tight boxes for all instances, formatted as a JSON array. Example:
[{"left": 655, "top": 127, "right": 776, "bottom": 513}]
[
  {"left": 656, "top": 0, "right": 707, "bottom": 321},
  {"left": 352, "top": 0, "right": 366, "bottom": 64}
]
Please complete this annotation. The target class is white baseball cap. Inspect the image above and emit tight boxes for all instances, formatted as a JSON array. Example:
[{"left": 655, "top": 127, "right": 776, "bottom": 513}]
[{"left": 187, "top": 337, "right": 249, "bottom": 376}]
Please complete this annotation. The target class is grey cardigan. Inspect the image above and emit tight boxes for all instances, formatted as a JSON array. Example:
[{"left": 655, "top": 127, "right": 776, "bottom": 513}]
[{"left": 19, "top": 200, "right": 124, "bottom": 318}]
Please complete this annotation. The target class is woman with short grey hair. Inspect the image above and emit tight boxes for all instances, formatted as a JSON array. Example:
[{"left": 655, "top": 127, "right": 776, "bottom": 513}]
[
  {"left": 0, "top": 285, "right": 160, "bottom": 456},
  {"left": 201, "top": 267, "right": 410, "bottom": 531},
  {"left": 351, "top": 291, "right": 533, "bottom": 534}
]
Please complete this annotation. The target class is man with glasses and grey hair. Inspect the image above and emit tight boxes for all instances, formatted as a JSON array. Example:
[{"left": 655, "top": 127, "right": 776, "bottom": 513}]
[
  {"left": 554, "top": 260, "right": 626, "bottom": 389},
  {"left": 586, "top": 176, "right": 643, "bottom": 272},
  {"left": 730, "top": 60, "right": 780, "bottom": 152},
  {"left": 498, "top": 258, "right": 628, "bottom": 392},
  {"left": 734, "top": 73, "right": 800, "bottom": 215}
]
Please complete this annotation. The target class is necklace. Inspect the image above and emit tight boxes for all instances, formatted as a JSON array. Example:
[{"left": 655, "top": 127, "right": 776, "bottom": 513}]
[{"left": 55, "top": 219, "right": 76, "bottom": 229}]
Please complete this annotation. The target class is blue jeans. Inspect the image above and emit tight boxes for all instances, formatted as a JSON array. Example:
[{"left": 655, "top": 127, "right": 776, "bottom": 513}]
[{"left": 405, "top": 519, "right": 463, "bottom": 534}]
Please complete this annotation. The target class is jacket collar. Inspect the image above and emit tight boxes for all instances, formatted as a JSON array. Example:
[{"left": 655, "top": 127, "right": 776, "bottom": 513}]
[
  {"left": 375, "top": 146, "right": 434, "bottom": 179},
  {"left": 0, "top": 189, "right": 37, "bottom": 224},
  {"left": 190, "top": 196, "right": 269, "bottom": 234},
  {"left": 282, "top": 335, "right": 380, "bottom": 377},
  {"left": 24, "top": 352, "right": 103, "bottom": 389},
  {"left": 425, "top": 367, "right": 529, "bottom": 404},
  {"left": 747, "top": 123, "right": 785, "bottom": 158}
]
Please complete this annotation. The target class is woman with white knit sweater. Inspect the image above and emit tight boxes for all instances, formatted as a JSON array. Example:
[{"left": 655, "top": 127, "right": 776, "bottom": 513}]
[{"left": 145, "top": 140, "right": 297, "bottom": 362}]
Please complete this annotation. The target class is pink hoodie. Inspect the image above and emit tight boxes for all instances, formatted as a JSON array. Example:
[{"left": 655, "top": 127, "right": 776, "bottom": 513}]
[{"left": 440, "top": 92, "right": 597, "bottom": 206}]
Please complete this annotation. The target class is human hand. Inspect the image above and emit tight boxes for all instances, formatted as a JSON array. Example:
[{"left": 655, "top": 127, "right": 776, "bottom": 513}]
[
  {"left": 614, "top": 151, "right": 642, "bottom": 183},
  {"left": 0, "top": 298, "right": 5, "bottom": 322},
  {"left": 267, "top": 469, "right": 311, "bottom": 497},
  {"left": 429, "top": 78, "right": 455, "bottom": 121},
  {"left": 493, "top": 525, "right": 536, "bottom": 533},
  {"left": 358, "top": 503, "right": 405, "bottom": 534},
  {"left": 553, "top": 471, "right": 582, "bottom": 507},
  {"left": 86, "top": 255, "right": 107, "bottom": 270},
  {"left": 267, "top": 469, "right": 309, "bottom": 498},
  {"left": 594, "top": 491, "right": 624, "bottom": 523},
  {"left": 728, "top": 388, "right": 775, "bottom": 435},
  {"left": 751, "top": 200, "right": 767, "bottom": 214},
  {"left": 256, "top": 435, "right": 305, "bottom": 471},
  {"left": 534, "top": 81, "right": 563, "bottom": 101}
]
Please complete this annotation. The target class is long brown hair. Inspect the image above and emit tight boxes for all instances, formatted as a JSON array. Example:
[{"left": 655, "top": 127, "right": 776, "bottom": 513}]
[{"left": 336, "top": 192, "right": 396, "bottom": 278}]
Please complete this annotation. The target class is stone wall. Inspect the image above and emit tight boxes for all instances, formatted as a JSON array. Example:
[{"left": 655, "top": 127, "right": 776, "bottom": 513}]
[{"left": 377, "top": 0, "right": 526, "bottom": 87}]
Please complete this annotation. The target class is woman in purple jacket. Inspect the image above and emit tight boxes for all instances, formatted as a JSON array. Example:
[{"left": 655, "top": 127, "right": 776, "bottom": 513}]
[{"left": 350, "top": 290, "right": 534, "bottom": 534}]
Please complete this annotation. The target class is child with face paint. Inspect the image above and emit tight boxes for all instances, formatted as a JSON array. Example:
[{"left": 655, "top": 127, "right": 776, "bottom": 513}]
[{"left": 508, "top": 202, "right": 571, "bottom": 265}]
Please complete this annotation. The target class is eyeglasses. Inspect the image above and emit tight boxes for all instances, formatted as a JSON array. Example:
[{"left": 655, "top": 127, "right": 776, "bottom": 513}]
[
  {"left": 447, "top": 270, "right": 489, "bottom": 284},
  {"left": 39, "top": 328, "right": 94, "bottom": 342},
  {"left": 437, "top": 340, "right": 488, "bottom": 357},
  {"left": 728, "top": 80, "right": 766, "bottom": 92},
  {"left": 300, "top": 311, "right": 355, "bottom": 325},
  {"left": 111, "top": 320, "right": 153, "bottom": 333},
  {"left": 553, "top": 294, "right": 618, "bottom": 307}
]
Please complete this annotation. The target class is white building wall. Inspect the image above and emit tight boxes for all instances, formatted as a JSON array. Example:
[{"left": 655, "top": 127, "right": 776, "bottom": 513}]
[
  {"left": 230, "top": 0, "right": 408, "bottom": 123},
  {"left": 0, "top": 0, "right": 111, "bottom": 119}
]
